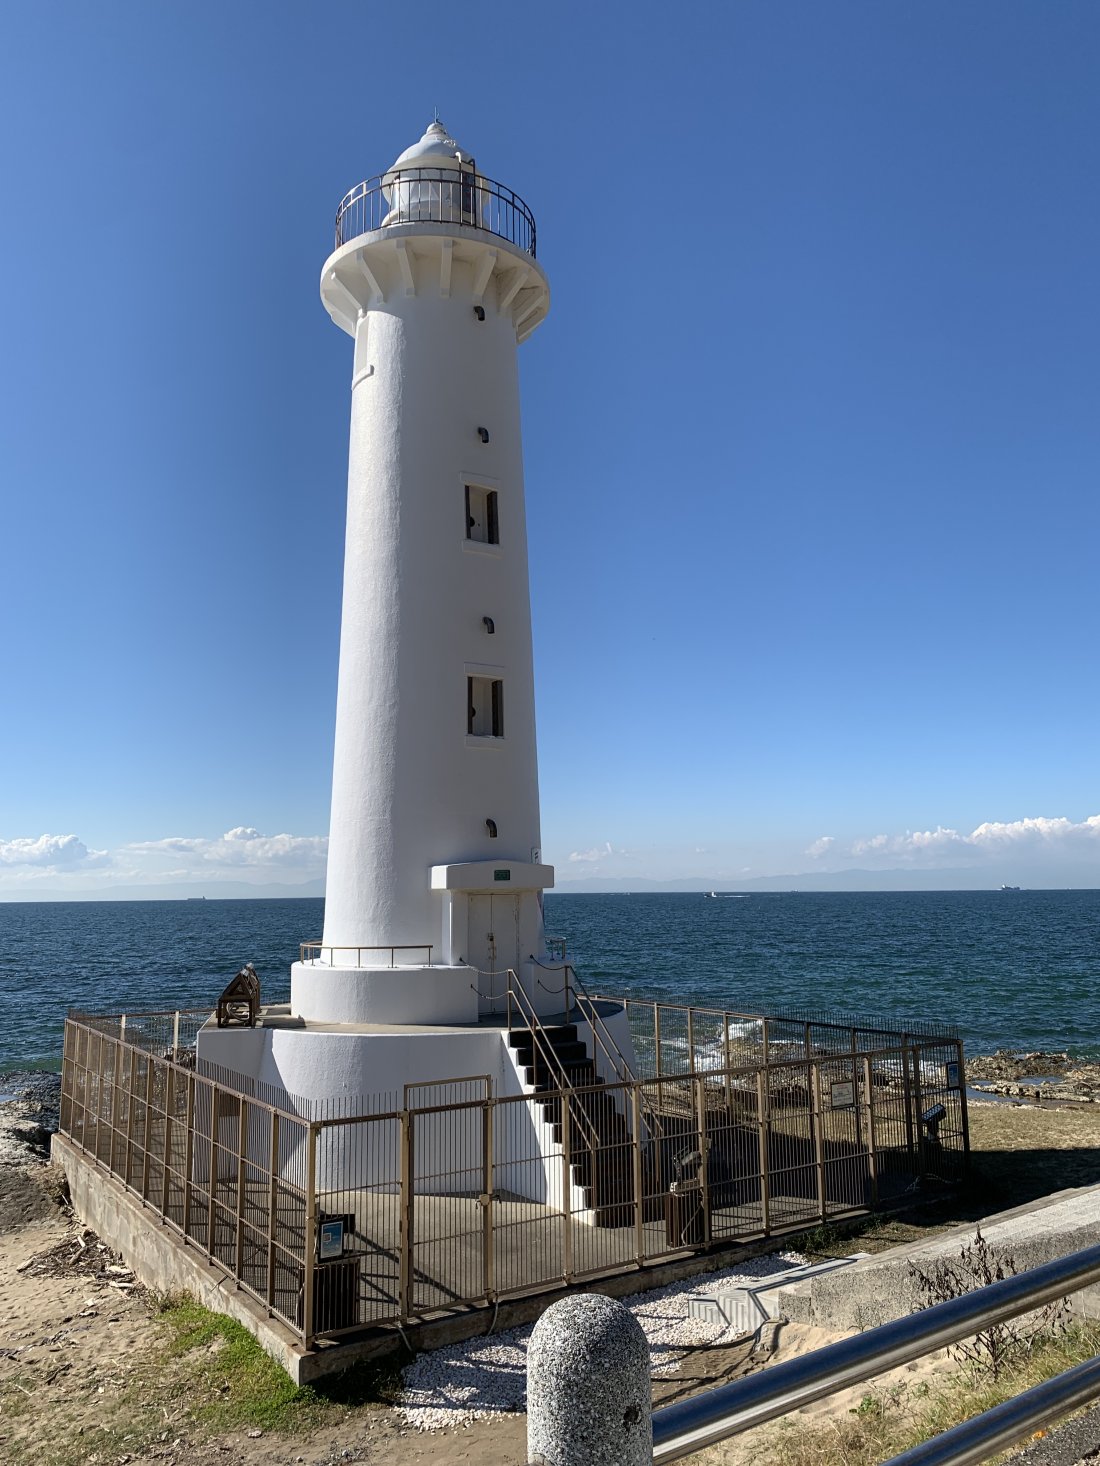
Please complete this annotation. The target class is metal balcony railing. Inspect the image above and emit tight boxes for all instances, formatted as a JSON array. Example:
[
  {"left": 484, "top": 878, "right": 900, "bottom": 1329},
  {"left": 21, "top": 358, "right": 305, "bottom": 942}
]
[{"left": 334, "top": 168, "right": 537, "bottom": 256}]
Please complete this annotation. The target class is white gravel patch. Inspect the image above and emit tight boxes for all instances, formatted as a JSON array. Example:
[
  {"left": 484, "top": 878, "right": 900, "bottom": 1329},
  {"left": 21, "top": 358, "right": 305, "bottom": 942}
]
[{"left": 398, "top": 1249, "right": 805, "bottom": 1431}]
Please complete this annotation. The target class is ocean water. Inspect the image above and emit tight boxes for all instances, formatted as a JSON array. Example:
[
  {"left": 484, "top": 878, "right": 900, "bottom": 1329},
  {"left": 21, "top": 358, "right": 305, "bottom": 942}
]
[{"left": 0, "top": 889, "right": 1096, "bottom": 1075}]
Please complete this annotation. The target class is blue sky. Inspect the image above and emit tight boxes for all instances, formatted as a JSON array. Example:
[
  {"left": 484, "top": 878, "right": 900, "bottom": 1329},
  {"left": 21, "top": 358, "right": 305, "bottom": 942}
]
[{"left": 2, "top": 1, "right": 1098, "bottom": 896}]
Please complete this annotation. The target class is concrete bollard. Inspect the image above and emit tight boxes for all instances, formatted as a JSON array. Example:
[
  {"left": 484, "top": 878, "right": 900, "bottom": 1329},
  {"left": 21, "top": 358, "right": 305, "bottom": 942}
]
[{"left": 527, "top": 1292, "right": 651, "bottom": 1465}]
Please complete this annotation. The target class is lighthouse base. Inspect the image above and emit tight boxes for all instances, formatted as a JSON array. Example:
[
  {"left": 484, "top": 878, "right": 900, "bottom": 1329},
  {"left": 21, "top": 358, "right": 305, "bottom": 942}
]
[{"left": 290, "top": 960, "right": 478, "bottom": 1026}]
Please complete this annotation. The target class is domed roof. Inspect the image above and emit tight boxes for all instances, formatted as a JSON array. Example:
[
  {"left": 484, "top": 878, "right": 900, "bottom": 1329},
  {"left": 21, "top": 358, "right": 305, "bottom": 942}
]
[{"left": 388, "top": 119, "right": 469, "bottom": 172}]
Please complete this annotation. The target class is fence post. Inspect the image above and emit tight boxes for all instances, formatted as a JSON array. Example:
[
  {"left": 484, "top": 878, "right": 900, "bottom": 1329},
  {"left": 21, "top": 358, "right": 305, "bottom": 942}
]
[
  {"left": 141, "top": 1058, "right": 156, "bottom": 1204},
  {"left": 160, "top": 1063, "right": 174, "bottom": 1219},
  {"left": 756, "top": 1069, "right": 771, "bottom": 1236},
  {"left": 911, "top": 1045, "right": 928, "bottom": 1181},
  {"left": 695, "top": 1076, "right": 711, "bottom": 1245},
  {"left": 527, "top": 1294, "right": 651, "bottom": 1466},
  {"left": 956, "top": 1038, "right": 971, "bottom": 1171},
  {"left": 182, "top": 1072, "right": 195, "bottom": 1239},
  {"left": 266, "top": 1111, "right": 280, "bottom": 1313},
  {"left": 399, "top": 1108, "right": 413, "bottom": 1321},
  {"left": 862, "top": 1055, "right": 879, "bottom": 1209},
  {"left": 811, "top": 1063, "right": 827, "bottom": 1224},
  {"left": 560, "top": 1088, "right": 575, "bottom": 1282},
  {"left": 208, "top": 1083, "right": 220, "bottom": 1260},
  {"left": 482, "top": 1096, "right": 495, "bottom": 1301},
  {"left": 234, "top": 1095, "right": 248, "bottom": 1283},
  {"left": 631, "top": 1084, "right": 645, "bottom": 1265},
  {"left": 303, "top": 1121, "right": 318, "bottom": 1346}
]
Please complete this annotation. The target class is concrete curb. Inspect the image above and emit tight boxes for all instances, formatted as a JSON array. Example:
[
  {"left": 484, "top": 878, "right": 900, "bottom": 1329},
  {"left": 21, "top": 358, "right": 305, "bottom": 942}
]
[{"left": 774, "top": 1185, "right": 1100, "bottom": 1331}]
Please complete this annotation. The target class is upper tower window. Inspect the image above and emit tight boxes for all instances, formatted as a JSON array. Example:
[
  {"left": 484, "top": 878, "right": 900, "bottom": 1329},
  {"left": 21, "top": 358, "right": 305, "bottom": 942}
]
[
  {"left": 465, "top": 484, "right": 499, "bottom": 545},
  {"left": 468, "top": 676, "right": 504, "bottom": 738}
]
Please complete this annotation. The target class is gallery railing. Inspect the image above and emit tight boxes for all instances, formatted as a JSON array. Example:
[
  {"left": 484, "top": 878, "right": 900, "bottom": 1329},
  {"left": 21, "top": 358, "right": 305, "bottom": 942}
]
[
  {"left": 334, "top": 169, "right": 537, "bottom": 256},
  {"left": 58, "top": 1005, "right": 968, "bottom": 1350},
  {"left": 298, "top": 943, "right": 433, "bottom": 968}
]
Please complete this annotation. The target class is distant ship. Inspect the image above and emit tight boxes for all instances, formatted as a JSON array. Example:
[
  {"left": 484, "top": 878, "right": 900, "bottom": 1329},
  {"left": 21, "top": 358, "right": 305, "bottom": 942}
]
[{"left": 999, "top": 884, "right": 1021, "bottom": 892}]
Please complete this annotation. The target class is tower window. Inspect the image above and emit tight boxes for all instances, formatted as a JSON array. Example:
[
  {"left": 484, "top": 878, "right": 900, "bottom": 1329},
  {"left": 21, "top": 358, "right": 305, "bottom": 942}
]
[
  {"left": 465, "top": 484, "right": 499, "bottom": 545},
  {"left": 467, "top": 675, "right": 504, "bottom": 737}
]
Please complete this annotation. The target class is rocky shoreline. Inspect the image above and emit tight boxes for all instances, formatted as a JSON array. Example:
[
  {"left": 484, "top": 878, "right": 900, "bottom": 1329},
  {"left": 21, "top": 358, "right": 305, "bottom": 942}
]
[
  {"left": 0, "top": 1072, "right": 62, "bottom": 1167},
  {"left": 964, "top": 1050, "right": 1100, "bottom": 1104}
]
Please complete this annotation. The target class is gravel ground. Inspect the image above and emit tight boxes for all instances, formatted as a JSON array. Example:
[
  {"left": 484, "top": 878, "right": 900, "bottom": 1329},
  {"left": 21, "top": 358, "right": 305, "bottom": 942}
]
[{"left": 397, "top": 1250, "right": 805, "bottom": 1431}]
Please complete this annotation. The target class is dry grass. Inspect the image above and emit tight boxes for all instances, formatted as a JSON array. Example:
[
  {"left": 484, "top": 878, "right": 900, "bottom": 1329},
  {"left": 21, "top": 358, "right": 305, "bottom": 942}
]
[{"left": 698, "top": 1320, "right": 1100, "bottom": 1466}]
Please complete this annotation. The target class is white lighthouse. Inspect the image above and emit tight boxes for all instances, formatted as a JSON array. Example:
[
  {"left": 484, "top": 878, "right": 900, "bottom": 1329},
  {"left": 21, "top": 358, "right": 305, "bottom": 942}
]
[{"left": 292, "top": 120, "right": 555, "bottom": 1033}]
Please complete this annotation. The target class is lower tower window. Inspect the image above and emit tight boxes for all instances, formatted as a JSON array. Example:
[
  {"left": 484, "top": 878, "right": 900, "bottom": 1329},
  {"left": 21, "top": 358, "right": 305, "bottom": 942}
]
[{"left": 468, "top": 675, "right": 504, "bottom": 737}]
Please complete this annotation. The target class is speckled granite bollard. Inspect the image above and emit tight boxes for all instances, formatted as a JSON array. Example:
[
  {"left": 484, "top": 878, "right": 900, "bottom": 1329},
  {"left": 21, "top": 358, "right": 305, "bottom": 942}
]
[{"left": 527, "top": 1293, "right": 651, "bottom": 1466}]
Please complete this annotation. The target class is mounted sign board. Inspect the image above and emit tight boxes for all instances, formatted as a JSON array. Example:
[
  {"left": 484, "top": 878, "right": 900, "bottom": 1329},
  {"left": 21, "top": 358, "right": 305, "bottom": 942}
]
[
  {"left": 830, "top": 1079, "right": 856, "bottom": 1110},
  {"left": 494, "top": 869, "right": 511, "bottom": 881},
  {"left": 944, "top": 1061, "right": 960, "bottom": 1089},
  {"left": 319, "top": 1220, "right": 345, "bottom": 1261}
]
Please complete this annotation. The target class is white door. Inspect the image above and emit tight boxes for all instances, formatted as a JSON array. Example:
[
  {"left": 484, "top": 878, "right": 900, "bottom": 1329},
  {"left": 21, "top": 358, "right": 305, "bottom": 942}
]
[{"left": 467, "top": 893, "right": 522, "bottom": 1015}]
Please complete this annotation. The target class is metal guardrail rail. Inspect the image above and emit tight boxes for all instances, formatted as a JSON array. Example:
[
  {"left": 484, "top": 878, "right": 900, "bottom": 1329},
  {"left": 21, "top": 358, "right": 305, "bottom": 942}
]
[{"left": 651, "top": 1243, "right": 1100, "bottom": 1463}]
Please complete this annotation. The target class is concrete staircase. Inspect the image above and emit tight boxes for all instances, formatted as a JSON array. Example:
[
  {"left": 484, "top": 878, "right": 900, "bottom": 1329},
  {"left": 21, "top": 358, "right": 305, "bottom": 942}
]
[{"left": 508, "top": 1022, "right": 635, "bottom": 1227}]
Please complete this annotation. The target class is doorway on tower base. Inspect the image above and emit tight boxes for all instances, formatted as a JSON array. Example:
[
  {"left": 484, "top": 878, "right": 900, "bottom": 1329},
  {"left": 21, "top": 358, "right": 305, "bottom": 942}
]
[
  {"left": 467, "top": 891, "right": 521, "bottom": 1013},
  {"left": 430, "top": 859, "right": 557, "bottom": 1017}
]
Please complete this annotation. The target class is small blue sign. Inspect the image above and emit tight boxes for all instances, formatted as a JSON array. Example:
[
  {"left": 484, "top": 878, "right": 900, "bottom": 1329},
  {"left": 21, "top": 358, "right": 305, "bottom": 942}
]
[
  {"left": 944, "top": 1061, "right": 960, "bottom": 1090},
  {"left": 319, "top": 1219, "right": 345, "bottom": 1261}
]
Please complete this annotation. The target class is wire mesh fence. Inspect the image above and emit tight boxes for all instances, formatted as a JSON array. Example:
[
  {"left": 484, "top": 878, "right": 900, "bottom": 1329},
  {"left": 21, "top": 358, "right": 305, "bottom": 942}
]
[{"left": 59, "top": 1004, "right": 968, "bottom": 1349}]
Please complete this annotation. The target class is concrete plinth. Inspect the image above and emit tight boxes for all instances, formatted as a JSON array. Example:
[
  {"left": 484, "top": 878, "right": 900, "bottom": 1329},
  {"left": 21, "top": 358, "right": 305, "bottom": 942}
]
[{"left": 289, "top": 961, "right": 478, "bottom": 1025}]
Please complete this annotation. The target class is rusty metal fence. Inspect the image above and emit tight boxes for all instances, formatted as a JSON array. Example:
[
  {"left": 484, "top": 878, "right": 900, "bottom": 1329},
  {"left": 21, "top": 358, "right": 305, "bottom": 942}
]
[{"left": 59, "top": 1005, "right": 967, "bottom": 1349}]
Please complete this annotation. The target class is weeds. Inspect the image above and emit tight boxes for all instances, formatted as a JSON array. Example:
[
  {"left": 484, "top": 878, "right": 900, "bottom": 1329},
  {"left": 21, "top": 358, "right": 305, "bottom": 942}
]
[
  {"left": 907, "top": 1227, "right": 1068, "bottom": 1381},
  {"left": 732, "top": 1314, "right": 1100, "bottom": 1466}
]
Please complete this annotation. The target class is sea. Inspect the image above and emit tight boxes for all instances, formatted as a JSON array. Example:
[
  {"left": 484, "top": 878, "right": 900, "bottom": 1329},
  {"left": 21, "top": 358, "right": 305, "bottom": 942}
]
[{"left": 0, "top": 889, "right": 1097, "bottom": 1076}]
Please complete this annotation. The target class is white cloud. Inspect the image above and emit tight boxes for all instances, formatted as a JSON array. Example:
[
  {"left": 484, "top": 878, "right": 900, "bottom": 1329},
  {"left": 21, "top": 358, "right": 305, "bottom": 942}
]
[
  {"left": 0, "top": 833, "right": 107, "bottom": 868},
  {"left": 848, "top": 814, "right": 1100, "bottom": 865},
  {"left": 567, "top": 841, "right": 634, "bottom": 864},
  {"left": 0, "top": 825, "right": 328, "bottom": 893},
  {"left": 127, "top": 828, "right": 328, "bottom": 869},
  {"left": 806, "top": 836, "right": 835, "bottom": 859}
]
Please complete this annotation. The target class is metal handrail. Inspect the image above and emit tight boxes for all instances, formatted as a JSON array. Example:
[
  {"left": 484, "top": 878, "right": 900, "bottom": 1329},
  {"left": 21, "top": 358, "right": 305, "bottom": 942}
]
[
  {"left": 334, "top": 168, "right": 537, "bottom": 256},
  {"left": 566, "top": 967, "right": 667, "bottom": 1146},
  {"left": 881, "top": 1352, "right": 1100, "bottom": 1466},
  {"left": 505, "top": 975, "right": 603, "bottom": 1176},
  {"left": 651, "top": 1242, "right": 1100, "bottom": 1462},
  {"left": 298, "top": 943, "right": 432, "bottom": 968}
]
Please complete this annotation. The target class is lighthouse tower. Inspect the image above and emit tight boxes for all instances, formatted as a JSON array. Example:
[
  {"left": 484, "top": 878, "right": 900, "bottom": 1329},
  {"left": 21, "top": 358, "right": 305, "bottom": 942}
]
[{"left": 290, "top": 121, "right": 555, "bottom": 1031}]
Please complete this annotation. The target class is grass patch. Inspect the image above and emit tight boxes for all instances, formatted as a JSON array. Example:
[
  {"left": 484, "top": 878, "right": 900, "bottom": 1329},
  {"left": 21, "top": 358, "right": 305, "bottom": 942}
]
[
  {"left": 153, "top": 1293, "right": 405, "bottom": 1431},
  {"left": 154, "top": 1294, "right": 330, "bottom": 1434}
]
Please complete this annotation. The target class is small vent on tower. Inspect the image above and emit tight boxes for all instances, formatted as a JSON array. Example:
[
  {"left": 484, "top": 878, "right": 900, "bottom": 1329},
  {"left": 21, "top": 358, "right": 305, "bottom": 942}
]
[
  {"left": 485, "top": 818, "right": 498, "bottom": 838},
  {"left": 477, "top": 426, "right": 490, "bottom": 444},
  {"left": 473, "top": 305, "right": 486, "bottom": 321},
  {"left": 483, "top": 616, "right": 495, "bottom": 634}
]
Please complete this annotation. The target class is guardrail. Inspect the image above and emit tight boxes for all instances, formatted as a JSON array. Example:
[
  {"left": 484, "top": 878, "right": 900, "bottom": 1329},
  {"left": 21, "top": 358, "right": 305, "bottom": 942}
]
[
  {"left": 649, "top": 1243, "right": 1100, "bottom": 1463},
  {"left": 334, "top": 169, "right": 537, "bottom": 255},
  {"left": 297, "top": 943, "right": 433, "bottom": 968}
]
